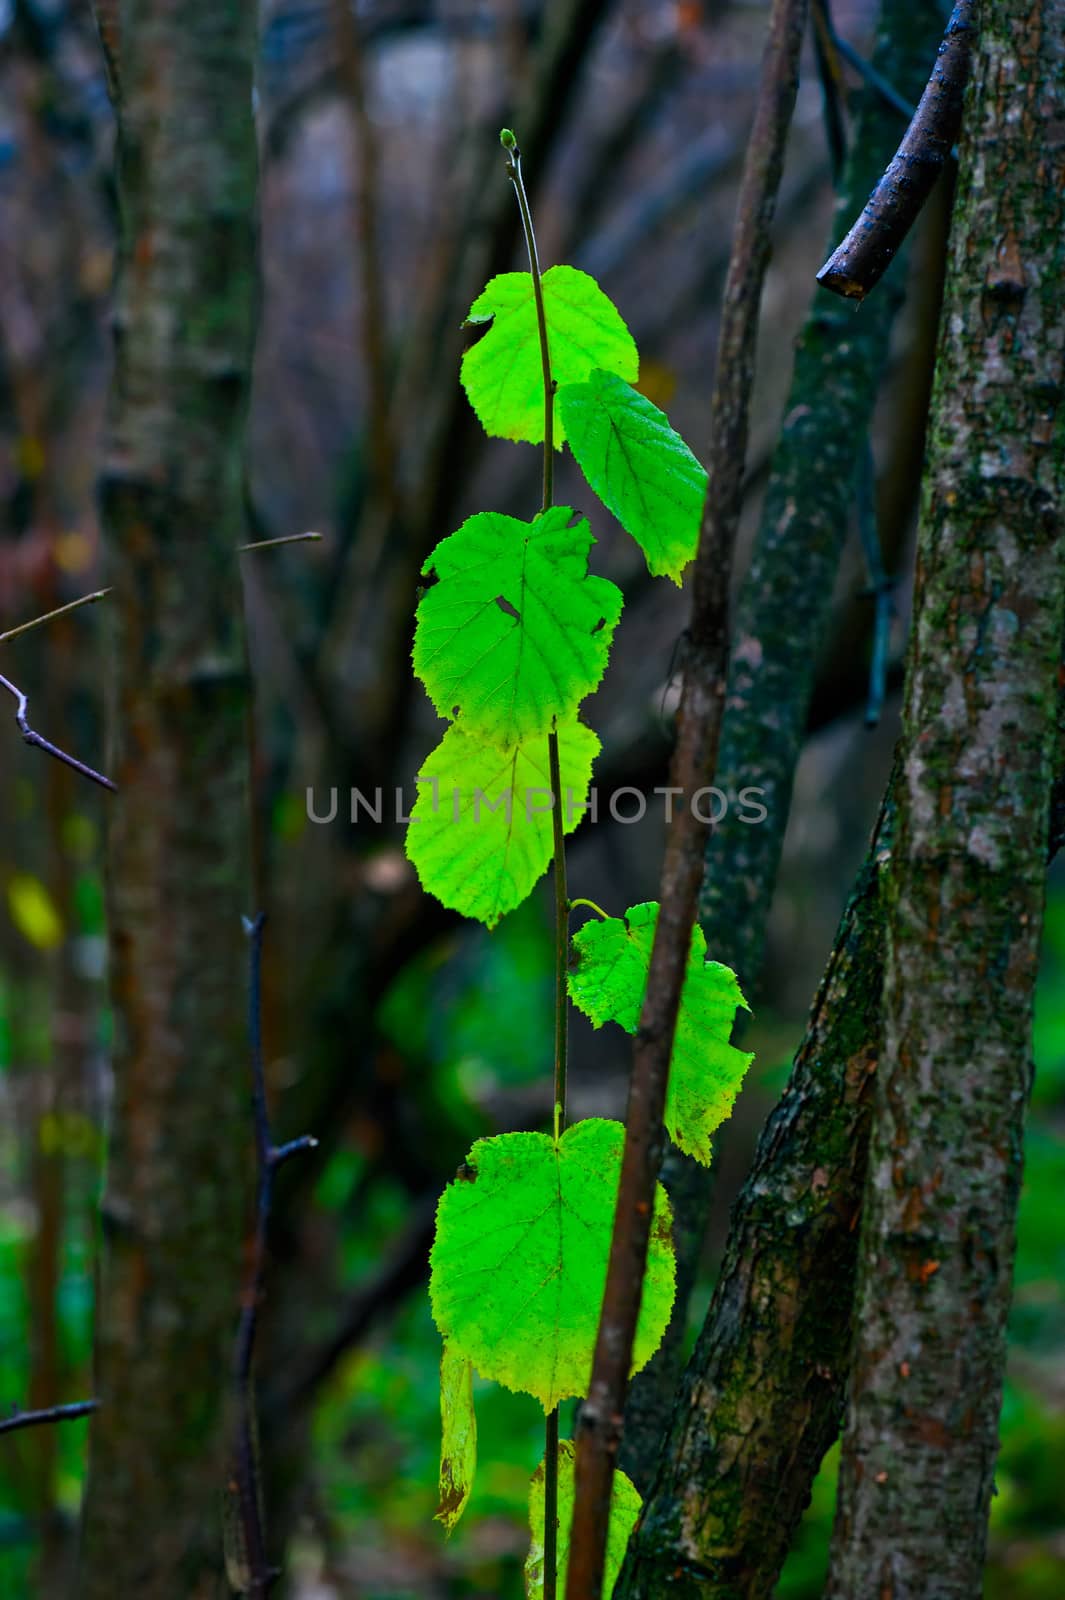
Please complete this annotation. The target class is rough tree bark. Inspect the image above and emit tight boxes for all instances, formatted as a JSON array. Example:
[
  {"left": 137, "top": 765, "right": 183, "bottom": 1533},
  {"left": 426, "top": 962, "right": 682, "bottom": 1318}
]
[
  {"left": 620, "top": 0, "right": 945, "bottom": 1487},
  {"left": 615, "top": 775, "right": 895, "bottom": 1599},
  {"left": 825, "top": 1, "right": 1065, "bottom": 1593},
  {"left": 78, "top": 3, "right": 259, "bottom": 1595}
]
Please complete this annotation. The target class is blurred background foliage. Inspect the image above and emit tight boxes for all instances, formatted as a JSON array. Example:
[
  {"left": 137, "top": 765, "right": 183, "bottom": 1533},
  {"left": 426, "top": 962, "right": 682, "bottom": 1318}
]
[{"left": 0, "top": 0, "right": 1060, "bottom": 1594}]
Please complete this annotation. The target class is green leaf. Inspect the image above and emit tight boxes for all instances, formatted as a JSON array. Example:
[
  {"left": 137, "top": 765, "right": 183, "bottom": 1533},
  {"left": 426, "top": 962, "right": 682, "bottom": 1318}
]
[
  {"left": 406, "top": 717, "right": 599, "bottom": 928},
  {"left": 461, "top": 268, "right": 638, "bottom": 447},
  {"left": 413, "top": 507, "right": 623, "bottom": 748},
  {"left": 436, "top": 1340, "right": 477, "bottom": 1535},
  {"left": 568, "top": 902, "right": 753, "bottom": 1164},
  {"left": 525, "top": 1440, "right": 640, "bottom": 1599},
  {"left": 429, "top": 1118, "right": 675, "bottom": 1412},
  {"left": 558, "top": 369, "right": 707, "bottom": 584}
]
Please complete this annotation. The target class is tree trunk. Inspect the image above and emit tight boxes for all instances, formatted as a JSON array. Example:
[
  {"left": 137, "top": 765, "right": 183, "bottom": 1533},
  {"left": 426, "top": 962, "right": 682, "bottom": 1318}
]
[
  {"left": 615, "top": 778, "right": 895, "bottom": 1599},
  {"left": 78, "top": 3, "right": 258, "bottom": 1595},
  {"left": 824, "top": 2, "right": 1065, "bottom": 1594},
  {"left": 620, "top": 0, "right": 945, "bottom": 1487}
]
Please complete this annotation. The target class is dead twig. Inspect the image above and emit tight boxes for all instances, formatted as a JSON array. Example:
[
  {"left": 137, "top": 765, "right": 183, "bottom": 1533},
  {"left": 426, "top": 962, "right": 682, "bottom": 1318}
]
[
  {"left": 0, "top": 1400, "right": 99, "bottom": 1438},
  {"left": 816, "top": 0, "right": 976, "bottom": 300}
]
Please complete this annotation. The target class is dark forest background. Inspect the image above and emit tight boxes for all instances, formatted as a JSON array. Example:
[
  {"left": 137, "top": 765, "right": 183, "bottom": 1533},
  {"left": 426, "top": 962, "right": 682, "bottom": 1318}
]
[{"left": 0, "top": 0, "right": 1062, "bottom": 1595}]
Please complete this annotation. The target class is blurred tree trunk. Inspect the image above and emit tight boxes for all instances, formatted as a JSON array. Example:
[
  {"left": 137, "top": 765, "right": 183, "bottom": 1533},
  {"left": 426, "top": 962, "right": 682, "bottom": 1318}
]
[
  {"left": 78, "top": 3, "right": 258, "bottom": 1596},
  {"left": 825, "top": 1, "right": 1065, "bottom": 1593}
]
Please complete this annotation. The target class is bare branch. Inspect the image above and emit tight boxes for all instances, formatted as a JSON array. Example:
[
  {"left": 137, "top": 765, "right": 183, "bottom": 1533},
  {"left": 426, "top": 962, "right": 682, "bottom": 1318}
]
[
  {"left": 238, "top": 532, "right": 323, "bottom": 553},
  {"left": 89, "top": 0, "right": 121, "bottom": 104},
  {"left": 565, "top": 0, "right": 809, "bottom": 1591},
  {"left": 0, "top": 589, "right": 111, "bottom": 646},
  {"left": 227, "top": 916, "right": 316, "bottom": 1599},
  {"left": 0, "top": 672, "right": 116, "bottom": 793},
  {"left": 816, "top": 0, "right": 976, "bottom": 300},
  {"left": 0, "top": 1400, "right": 99, "bottom": 1438}
]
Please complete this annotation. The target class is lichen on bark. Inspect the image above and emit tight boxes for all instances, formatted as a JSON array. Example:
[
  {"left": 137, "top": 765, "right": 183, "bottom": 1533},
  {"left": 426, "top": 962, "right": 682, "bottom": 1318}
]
[{"left": 825, "top": 0, "right": 1065, "bottom": 1592}]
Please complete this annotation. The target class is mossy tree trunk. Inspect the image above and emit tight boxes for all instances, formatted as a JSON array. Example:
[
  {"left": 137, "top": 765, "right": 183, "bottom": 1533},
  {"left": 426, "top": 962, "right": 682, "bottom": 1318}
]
[
  {"left": 825, "top": 1, "right": 1065, "bottom": 1593},
  {"left": 78, "top": 3, "right": 258, "bottom": 1595}
]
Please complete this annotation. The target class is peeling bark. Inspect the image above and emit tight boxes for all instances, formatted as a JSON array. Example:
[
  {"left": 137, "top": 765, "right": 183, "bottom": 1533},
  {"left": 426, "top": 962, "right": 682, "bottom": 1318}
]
[{"left": 824, "top": 1, "right": 1065, "bottom": 1593}]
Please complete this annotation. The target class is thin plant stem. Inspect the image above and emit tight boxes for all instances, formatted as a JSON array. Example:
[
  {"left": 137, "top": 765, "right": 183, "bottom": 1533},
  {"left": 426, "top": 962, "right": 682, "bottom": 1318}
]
[
  {"left": 0, "top": 1400, "right": 99, "bottom": 1438},
  {"left": 0, "top": 589, "right": 116, "bottom": 792},
  {"left": 238, "top": 531, "right": 322, "bottom": 553},
  {"left": 0, "top": 588, "right": 111, "bottom": 645},
  {"left": 230, "top": 915, "right": 317, "bottom": 1597},
  {"left": 0, "top": 672, "right": 116, "bottom": 793},
  {"left": 855, "top": 439, "right": 894, "bottom": 728},
  {"left": 503, "top": 125, "right": 565, "bottom": 1600},
  {"left": 503, "top": 131, "right": 555, "bottom": 510},
  {"left": 570, "top": 898, "right": 610, "bottom": 920}
]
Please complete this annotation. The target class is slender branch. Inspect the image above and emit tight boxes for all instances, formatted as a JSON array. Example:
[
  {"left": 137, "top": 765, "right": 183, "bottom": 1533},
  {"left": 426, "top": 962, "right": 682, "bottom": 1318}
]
[
  {"left": 831, "top": 30, "right": 917, "bottom": 123},
  {"left": 0, "top": 672, "right": 116, "bottom": 793},
  {"left": 816, "top": 0, "right": 976, "bottom": 300},
  {"left": 502, "top": 130, "right": 555, "bottom": 509},
  {"left": 0, "top": 1400, "right": 99, "bottom": 1438},
  {"left": 89, "top": 0, "right": 121, "bottom": 105},
  {"left": 0, "top": 589, "right": 111, "bottom": 645},
  {"left": 238, "top": 532, "right": 322, "bottom": 554},
  {"left": 332, "top": 0, "right": 399, "bottom": 514},
  {"left": 0, "top": 589, "right": 116, "bottom": 792},
  {"left": 855, "top": 440, "right": 894, "bottom": 728},
  {"left": 566, "top": 0, "right": 809, "bottom": 1592},
  {"left": 811, "top": 0, "right": 848, "bottom": 186},
  {"left": 278, "top": 1199, "right": 437, "bottom": 1410},
  {"left": 502, "top": 124, "right": 565, "bottom": 1600},
  {"left": 230, "top": 916, "right": 317, "bottom": 1598}
]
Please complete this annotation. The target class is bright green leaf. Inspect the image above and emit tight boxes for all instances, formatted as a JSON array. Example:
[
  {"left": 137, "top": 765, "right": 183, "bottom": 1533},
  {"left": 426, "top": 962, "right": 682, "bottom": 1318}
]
[
  {"left": 413, "top": 507, "right": 623, "bottom": 748},
  {"left": 436, "top": 1340, "right": 477, "bottom": 1535},
  {"left": 429, "top": 1118, "right": 675, "bottom": 1411},
  {"left": 6, "top": 873, "right": 64, "bottom": 951},
  {"left": 525, "top": 1439, "right": 640, "bottom": 1598},
  {"left": 405, "top": 717, "right": 599, "bottom": 928},
  {"left": 461, "top": 268, "right": 638, "bottom": 447},
  {"left": 568, "top": 902, "right": 752, "bottom": 1164},
  {"left": 558, "top": 369, "right": 707, "bottom": 584}
]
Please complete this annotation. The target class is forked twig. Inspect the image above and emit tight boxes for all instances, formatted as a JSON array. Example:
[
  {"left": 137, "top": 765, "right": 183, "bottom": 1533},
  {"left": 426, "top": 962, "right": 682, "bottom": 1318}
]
[
  {"left": 0, "top": 673, "right": 116, "bottom": 793},
  {"left": 0, "top": 589, "right": 116, "bottom": 792}
]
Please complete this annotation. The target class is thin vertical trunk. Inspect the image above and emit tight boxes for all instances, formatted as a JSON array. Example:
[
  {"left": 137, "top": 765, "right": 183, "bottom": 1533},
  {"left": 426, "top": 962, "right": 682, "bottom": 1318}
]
[
  {"left": 826, "top": 1, "right": 1065, "bottom": 1593},
  {"left": 78, "top": 3, "right": 258, "bottom": 1595}
]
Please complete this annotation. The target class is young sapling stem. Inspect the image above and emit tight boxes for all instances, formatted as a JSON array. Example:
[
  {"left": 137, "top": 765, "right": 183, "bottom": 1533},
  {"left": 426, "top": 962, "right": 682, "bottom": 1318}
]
[{"left": 502, "top": 124, "right": 567, "bottom": 1600}]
